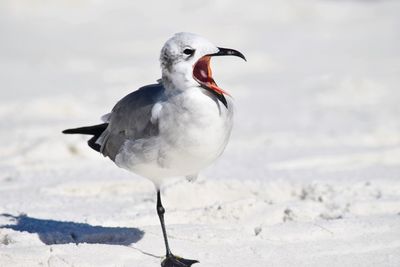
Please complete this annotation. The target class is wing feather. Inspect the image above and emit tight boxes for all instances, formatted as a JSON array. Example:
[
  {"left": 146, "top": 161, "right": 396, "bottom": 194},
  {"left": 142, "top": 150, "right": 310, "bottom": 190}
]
[{"left": 98, "top": 83, "right": 165, "bottom": 160}]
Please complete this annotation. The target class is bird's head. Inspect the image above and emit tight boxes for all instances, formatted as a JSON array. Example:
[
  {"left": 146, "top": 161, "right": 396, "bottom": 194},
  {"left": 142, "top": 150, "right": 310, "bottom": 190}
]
[{"left": 160, "top": 32, "right": 246, "bottom": 107}]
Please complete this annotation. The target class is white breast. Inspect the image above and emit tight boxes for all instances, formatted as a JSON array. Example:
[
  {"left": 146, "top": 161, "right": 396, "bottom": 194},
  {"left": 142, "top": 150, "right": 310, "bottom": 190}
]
[
  {"left": 115, "top": 87, "right": 233, "bottom": 187},
  {"left": 160, "top": 88, "right": 233, "bottom": 163}
]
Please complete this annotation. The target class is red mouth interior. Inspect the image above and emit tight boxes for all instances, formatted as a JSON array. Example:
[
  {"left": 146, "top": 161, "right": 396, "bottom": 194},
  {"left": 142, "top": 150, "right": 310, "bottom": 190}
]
[{"left": 193, "top": 56, "right": 228, "bottom": 95}]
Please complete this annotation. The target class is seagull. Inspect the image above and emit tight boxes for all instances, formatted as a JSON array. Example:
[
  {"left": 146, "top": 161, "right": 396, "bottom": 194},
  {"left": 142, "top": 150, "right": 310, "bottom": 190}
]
[{"left": 63, "top": 32, "right": 245, "bottom": 267}]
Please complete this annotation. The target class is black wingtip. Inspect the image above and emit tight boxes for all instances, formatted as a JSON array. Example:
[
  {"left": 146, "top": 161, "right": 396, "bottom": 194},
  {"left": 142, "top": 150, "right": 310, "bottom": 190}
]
[
  {"left": 62, "top": 129, "right": 75, "bottom": 134},
  {"left": 62, "top": 123, "right": 108, "bottom": 135},
  {"left": 63, "top": 123, "right": 108, "bottom": 153}
]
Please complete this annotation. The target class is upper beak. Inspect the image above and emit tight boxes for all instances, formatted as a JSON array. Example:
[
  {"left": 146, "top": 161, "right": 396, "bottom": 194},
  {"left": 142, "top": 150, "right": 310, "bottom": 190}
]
[{"left": 210, "top": 47, "right": 247, "bottom": 61}]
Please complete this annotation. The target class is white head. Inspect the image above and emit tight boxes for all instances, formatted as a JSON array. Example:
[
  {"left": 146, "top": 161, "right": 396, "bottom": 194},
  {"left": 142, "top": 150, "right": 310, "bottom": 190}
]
[{"left": 160, "top": 32, "right": 246, "bottom": 107}]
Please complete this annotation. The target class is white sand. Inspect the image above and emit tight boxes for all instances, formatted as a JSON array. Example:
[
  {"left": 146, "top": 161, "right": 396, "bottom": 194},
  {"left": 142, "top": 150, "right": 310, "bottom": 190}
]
[{"left": 1, "top": 0, "right": 400, "bottom": 266}]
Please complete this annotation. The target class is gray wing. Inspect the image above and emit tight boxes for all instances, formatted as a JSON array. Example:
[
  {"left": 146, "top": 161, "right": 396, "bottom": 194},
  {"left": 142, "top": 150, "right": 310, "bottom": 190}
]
[{"left": 97, "top": 83, "right": 165, "bottom": 161}]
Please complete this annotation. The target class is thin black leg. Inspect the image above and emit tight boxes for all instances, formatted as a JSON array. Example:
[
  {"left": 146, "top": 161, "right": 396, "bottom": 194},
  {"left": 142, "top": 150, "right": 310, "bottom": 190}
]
[
  {"left": 157, "top": 190, "right": 172, "bottom": 256},
  {"left": 156, "top": 190, "right": 199, "bottom": 267}
]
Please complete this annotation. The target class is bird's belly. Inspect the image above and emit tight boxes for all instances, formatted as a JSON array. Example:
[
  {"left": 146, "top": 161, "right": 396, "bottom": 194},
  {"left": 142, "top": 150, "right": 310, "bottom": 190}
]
[
  {"left": 165, "top": 116, "right": 231, "bottom": 171},
  {"left": 118, "top": 123, "right": 231, "bottom": 184},
  {"left": 158, "top": 100, "right": 232, "bottom": 175}
]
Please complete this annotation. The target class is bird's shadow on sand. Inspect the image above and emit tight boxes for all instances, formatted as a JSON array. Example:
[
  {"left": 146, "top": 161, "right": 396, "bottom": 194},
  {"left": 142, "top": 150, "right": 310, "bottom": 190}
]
[{"left": 0, "top": 213, "right": 144, "bottom": 246}]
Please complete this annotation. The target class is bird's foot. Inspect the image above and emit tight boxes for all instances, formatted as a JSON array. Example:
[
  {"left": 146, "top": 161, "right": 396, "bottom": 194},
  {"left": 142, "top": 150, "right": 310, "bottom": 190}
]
[{"left": 161, "top": 254, "right": 199, "bottom": 267}]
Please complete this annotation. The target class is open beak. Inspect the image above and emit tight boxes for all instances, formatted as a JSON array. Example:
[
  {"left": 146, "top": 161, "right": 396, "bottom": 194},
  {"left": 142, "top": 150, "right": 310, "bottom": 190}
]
[{"left": 193, "top": 47, "right": 246, "bottom": 108}]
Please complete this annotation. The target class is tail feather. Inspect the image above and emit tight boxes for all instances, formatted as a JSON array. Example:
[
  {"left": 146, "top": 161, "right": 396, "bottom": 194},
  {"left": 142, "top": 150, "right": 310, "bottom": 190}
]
[{"left": 63, "top": 123, "right": 108, "bottom": 153}]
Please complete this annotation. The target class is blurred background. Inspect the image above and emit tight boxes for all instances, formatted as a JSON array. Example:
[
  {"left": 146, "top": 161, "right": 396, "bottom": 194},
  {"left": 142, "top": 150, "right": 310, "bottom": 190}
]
[{"left": 1, "top": 0, "right": 399, "bottom": 180}]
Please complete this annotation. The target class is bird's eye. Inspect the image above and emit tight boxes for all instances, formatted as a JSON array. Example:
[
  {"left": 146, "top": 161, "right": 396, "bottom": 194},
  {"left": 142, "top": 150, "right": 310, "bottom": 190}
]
[{"left": 183, "top": 48, "right": 195, "bottom": 56}]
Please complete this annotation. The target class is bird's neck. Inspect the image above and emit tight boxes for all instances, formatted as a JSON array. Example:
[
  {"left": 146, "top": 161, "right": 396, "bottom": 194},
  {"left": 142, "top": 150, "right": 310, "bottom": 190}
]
[{"left": 161, "top": 68, "right": 198, "bottom": 94}]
